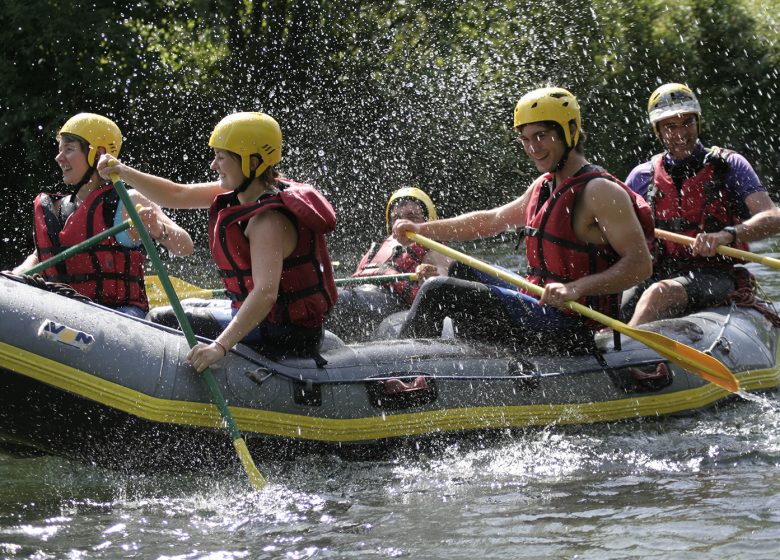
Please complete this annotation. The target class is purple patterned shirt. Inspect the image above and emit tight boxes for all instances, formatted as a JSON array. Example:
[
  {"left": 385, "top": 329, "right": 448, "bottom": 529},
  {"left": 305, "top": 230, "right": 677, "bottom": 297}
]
[{"left": 625, "top": 143, "right": 765, "bottom": 204}]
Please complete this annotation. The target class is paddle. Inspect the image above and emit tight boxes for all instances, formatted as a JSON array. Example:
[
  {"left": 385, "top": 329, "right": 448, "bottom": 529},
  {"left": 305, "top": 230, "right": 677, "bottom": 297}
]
[
  {"left": 145, "top": 275, "right": 227, "bottom": 308},
  {"left": 655, "top": 228, "right": 780, "bottom": 270},
  {"left": 335, "top": 273, "right": 417, "bottom": 286},
  {"left": 144, "top": 273, "right": 420, "bottom": 308},
  {"left": 407, "top": 232, "right": 740, "bottom": 394},
  {"left": 25, "top": 219, "right": 133, "bottom": 276},
  {"left": 108, "top": 170, "right": 266, "bottom": 489}
]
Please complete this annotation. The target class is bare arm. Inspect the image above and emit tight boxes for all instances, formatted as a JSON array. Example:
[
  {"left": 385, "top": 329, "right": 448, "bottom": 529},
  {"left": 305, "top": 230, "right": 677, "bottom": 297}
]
[
  {"left": 692, "top": 191, "right": 780, "bottom": 256},
  {"left": 97, "top": 154, "right": 227, "bottom": 209},
  {"left": 421, "top": 250, "right": 453, "bottom": 276},
  {"left": 393, "top": 187, "right": 532, "bottom": 244},
  {"left": 739, "top": 191, "right": 780, "bottom": 241},
  {"left": 12, "top": 252, "right": 39, "bottom": 275},
  {"left": 214, "top": 213, "right": 293, "bottom": 348},
  {"left": 126, "top": 191, "right": 195, "bottom": 257},
  {"left": 415, "top": 250, "right": 453, "bottom": 281},
  {"left": 186, "top": 211, "right": 297, "bottom": 372}
]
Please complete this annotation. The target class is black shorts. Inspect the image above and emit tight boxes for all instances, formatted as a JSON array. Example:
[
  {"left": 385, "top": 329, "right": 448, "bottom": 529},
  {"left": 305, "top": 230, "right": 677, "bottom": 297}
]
[
  {"left": 621, "top": 266, "right": 736, "bottom": 320},
  {"left": 672, "top": 269, "right": 736, "bottom": 308}
]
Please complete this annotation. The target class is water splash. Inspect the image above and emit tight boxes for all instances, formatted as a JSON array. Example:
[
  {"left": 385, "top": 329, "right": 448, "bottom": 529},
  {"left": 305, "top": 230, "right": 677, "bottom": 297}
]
[{"left": 736, "top": 389, "right": 779, "bottom": 409}]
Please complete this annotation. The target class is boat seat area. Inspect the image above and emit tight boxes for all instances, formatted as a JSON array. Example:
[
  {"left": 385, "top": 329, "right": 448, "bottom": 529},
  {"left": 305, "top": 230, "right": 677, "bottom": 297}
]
[
  {"left": 321, "top": 329, "right": 347, "bottom": 351},
  {"left": 637, "top": 317, "right": 706, "bottom": 343}
]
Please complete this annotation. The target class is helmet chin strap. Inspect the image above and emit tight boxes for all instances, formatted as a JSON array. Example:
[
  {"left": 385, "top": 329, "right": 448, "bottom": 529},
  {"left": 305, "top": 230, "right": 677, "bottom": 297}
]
[
  {"left": 554, "top": 146, "right": 572, "bottom": 173},
  {"left": 68, "top": 148, "right": 106, "bottom": 195},
  {"left": 234, "top": 156, "right": 260, "bottom": 194},
  {"left": 552, "top": 123, "right": 575, "bottom": 174},
  {"left": 67, "top": 166, "right": 96, "bottom": 195},
  {"left": 234, "top": 170, "right": 256, "bottom": 194}
]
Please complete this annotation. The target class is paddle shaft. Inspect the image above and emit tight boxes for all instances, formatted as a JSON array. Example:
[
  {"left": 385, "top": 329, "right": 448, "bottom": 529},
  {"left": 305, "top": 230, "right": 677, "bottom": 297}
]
[
  {"left": 109, "top": 175, "right": 266, "bottom": 488},
  {"left": 145, "top": 273, "right": 417, "bottom": 307},
  {"left": 407, "top": 232, "right": 739, "bottom": 393},
  {"left": 335, "top": 273, "right": 417, "bottom": 286},
  {"left": 25, "top": 219, "right": 132, "bottom": 276},
  {"left": 655, "top": 228, "right": 780, "bottom": 270}
]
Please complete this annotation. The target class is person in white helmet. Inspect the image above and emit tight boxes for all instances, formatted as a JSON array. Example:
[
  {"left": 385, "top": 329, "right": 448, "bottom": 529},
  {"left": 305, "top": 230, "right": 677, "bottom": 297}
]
[{"left": 623, "top": 83, "right": 780, "bottom": 325}]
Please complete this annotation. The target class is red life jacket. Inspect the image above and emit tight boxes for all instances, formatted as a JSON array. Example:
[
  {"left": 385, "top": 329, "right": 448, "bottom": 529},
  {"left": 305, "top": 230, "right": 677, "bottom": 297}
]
[
  {"left": 209, "top": 179, "right": 337, "bottom": 328},
  {"left": 648, "top": 147, "right": 749, "bottom": 266},
  {"left": 524, "top": 165, "right": 654, "bottom": 320},
  {"left": 352, "top": 236, "right": 427, "bottom": 305},
  {"left": 33, "top": 183, "right": 149, "bottom": 311}
]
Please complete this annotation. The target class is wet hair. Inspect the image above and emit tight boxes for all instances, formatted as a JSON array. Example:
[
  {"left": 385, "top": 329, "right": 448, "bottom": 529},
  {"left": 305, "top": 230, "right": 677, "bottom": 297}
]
[{"left": 259, "top": 164, "right": 280, "bottom": 185}]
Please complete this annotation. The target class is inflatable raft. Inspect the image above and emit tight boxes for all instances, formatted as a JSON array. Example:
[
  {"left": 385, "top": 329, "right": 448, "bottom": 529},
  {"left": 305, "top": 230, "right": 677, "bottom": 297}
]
[{"left": 0, "top": 273, "right": 778, "bottom": 472}]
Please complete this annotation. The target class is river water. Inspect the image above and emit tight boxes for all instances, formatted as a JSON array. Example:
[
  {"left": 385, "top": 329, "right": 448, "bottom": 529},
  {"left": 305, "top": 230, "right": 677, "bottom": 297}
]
[{"left": 2, "top": 243, "right": 780, "bottom": 559}]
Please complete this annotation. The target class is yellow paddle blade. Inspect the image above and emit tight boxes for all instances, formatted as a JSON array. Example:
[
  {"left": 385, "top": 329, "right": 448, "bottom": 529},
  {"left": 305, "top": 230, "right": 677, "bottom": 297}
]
[
  {"left": 407, "top": 232, "right": 740, "bottom": 393},
  {"left": 144, "top": 276, "right": 170, "bottom": 308},
  {"left": 607, "top": 319, "right": 740, "bottom": 393},
  {"left": 144, "top": 276, "right": 221, "bottom": 308},
  {"left": 565, "top": 301, "right": 739, "bottom": 393},
  {"left": 234, "top": 438, "right": 267, "bottom": 489}
]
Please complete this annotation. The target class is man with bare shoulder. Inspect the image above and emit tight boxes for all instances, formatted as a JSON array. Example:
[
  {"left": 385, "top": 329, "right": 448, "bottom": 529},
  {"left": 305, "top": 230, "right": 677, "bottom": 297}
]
[{"left": 393, "top": 87, "right": 654, "bottom": 353}]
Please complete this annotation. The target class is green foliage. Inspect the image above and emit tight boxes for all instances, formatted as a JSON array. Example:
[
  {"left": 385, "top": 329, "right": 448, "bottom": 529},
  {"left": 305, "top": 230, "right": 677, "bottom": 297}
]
[{"left": 1, "top": 0, "right": 778, "bottom": 268}]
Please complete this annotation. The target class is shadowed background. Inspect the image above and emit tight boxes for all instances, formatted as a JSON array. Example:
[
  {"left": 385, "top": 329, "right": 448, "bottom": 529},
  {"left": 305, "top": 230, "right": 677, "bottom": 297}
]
[{"left": 2, "top": 0, "right": 779, "bottom": 272}]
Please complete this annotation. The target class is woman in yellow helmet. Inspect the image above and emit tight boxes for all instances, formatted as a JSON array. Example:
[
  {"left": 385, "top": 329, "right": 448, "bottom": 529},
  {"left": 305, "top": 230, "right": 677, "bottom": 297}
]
[
  {"left": 98, "top": 112, "right": 338, "bottom": 370},
  {"left": 326, "top": 187, "right": 451, "bottom": 342},
  {"left": 13, "top": 113, "right": 193, "bottom": 317}
]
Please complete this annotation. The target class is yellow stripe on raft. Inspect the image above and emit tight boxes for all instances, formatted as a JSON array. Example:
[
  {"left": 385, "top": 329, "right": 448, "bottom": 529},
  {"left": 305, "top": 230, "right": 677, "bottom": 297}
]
[{"left": 1, "top": 341, "right": 777, "bottom": 443}]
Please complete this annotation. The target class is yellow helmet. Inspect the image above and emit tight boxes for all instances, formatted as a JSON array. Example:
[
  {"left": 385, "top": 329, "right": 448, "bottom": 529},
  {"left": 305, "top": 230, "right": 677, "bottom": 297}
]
[
  {"left": 513, "top": 87, "right": 581, "bottom": 148},
  {"left": 385, "top": 187, "right": 438, "bottom": 233},
  {"left": 208, "top": 112, "right": 282, "bottom": 178},
  {"left": 647, "top": 83, "right": 701, "bottom": 136},
  {"left": 58, "top": 113, "right": 122, "bottom": 167}
]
